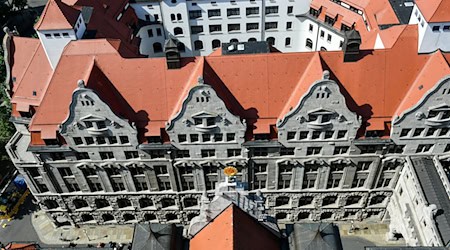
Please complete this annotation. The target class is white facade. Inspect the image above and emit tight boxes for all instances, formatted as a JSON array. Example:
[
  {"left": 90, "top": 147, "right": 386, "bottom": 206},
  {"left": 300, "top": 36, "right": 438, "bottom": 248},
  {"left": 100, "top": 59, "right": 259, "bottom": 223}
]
[
  {"left": 131, "top": 0, "right": 345, "bottom": 57},
  {"left": 409, "top": 4, "right": 450, "bottom": 54},
  {"left": 37, "top": 14, "right": 86, "bottom": 69},
  {"left": 387, "top": 157, "right": 443, "bottom": 246}
]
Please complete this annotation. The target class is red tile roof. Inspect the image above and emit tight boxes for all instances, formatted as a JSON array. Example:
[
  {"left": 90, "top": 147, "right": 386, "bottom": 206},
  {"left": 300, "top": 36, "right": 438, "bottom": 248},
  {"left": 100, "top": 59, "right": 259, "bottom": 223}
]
[
  {"left": 10, "top": 25, "right": 450, "bottom": 143},
  {"left": 34, "top": 0, "right": 80, "bottom": 30},
  {"left": 190, "top": 204, "right": 280, "bottom": 250},
  {"left": 416, "top": 0, "right": 450, "bottom": 23}
]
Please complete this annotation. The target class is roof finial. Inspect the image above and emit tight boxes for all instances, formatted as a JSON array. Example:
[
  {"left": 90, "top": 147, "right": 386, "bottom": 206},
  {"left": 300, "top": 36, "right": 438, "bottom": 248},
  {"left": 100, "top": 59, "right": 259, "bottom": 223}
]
[
  {"left": 322, "top": 70, "right": 330, "bottom": 80},
  {"left": 77, "top": 79, "right": 85, "bottom": 88},
  {"left": 198, "top": 76, "right": 204, "bottom": 85}
]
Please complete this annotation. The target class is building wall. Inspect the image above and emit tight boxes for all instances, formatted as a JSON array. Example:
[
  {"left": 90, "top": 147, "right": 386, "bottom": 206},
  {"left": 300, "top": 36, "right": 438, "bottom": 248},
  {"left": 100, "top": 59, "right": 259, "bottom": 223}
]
[
  {"left": 131, "top": 0, "right": 344, "bottom": 57},
  {"left": 37, "top": 14, "right": 86, "bottom": 69},
  {"left": 409, "top": 4, "right": 450, "bottom": 53}
]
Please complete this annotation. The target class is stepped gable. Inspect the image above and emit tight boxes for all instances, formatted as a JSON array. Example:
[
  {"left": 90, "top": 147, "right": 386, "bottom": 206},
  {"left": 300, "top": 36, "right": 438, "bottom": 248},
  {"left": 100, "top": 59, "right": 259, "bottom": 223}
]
[{"left": 34, "top": 0, "right": 80, "bottom": 30}]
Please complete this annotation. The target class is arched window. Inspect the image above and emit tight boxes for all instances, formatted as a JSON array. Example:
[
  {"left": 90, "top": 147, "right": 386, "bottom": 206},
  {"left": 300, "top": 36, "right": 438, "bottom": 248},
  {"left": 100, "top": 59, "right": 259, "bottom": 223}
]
[
  {"left": 187, "top": 213, "right": 199, "bottom": 221},
  {"left": 297, "top": 212, "right": 310, "bottom": 220},
  {"left": 320, "top": 46, "right": 327, "bottom": 51},
  {"left": 161, "top": 198, "right": 176, "bottom": 208},
  {"left": 298, "top": 196, "right": 313, "bottom": 206},
  {"left": 174, "top": 27, "right": 183, "bottom": 35},
  {"left": 194, "top": 40, "right": 204, "bottom": 50},
  {"left": 306, "top": 38, "right": 313, "bottom": 49},
  {"left": 95, "top": 199, "right": 110, "bottom": 209},
  {"left": 212, "top": 39, "right": 221, "bottom": 49},
  {"left": 117, "top": 198, "right": 132, "bottom": 208},
  {"left": 369, "top": 195, "right": 386, "bottom": 205},
  {"left": 275, "top": 212, "right": 287, "bottom": 220},
  {"left": 73, "top": 199, "right": 88, "bottom": 209},
  {"left": 346, "top": 195, "right": 362, "bottom": 206},
  {"left": 248, "top": 38, "right": 257, "bottom": 42},
  {"left": 177, "top": 42, "right": 186, "bottom": 52},
  {"left": 184, "top": 197, "right": 198, "bottom": 207},
  {"left": 320, "top": 212, "right": 333, "bottom": 220},
  {"left": 285, "top": 37, "right": 291, "bottom": 46},
  {"left": 123, "top": 213, "right": 135, "bottom": 222},
  {"left": 171, "top": 0, "right": 176, "bottom": 3},
  {"left": 81, "top": 214, "right": 94, "bottom": 222},
  {"left": 275, "top": 196, "right": 290, "bottom": 206},
  {"left": 44, "top": 200, "right": 59, "bottom": 209},
  {"left": 170, "top": 14, "right": 176, "bottom": 21},
  {"left": 102, "top": 214, "right": 115, "bottom": 222},
  {"left": 230, "top": 38, "right": 238, "bottom": 43},
  {"left": 166, "top": 213, "right": 178, "bottom": 221},
  {"left": 153, "top": 42, "right": 163, "bottom": 53},
  {"left": 144, "top": 213, "right": 157, "bottom": 221},
  {"left": 139, "top": 198, "right": 154, "bottom": 208},
  {"left": 177, "top": 13, "right": 182, "bottom": 20},
  {"left": 322, "top": 195, "right": 337, "bottom": 206},
  {"left": 266, "top": 37, "right": 275, "bottom": 46}
]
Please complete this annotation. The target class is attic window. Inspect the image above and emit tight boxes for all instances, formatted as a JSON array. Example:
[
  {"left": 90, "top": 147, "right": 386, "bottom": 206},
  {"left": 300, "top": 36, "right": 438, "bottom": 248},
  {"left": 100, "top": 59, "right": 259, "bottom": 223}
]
[
  {"left": 45, "top": 34, "right": 52, "bottom": 38},
  {"left": 32, "top": 91, "right": 37, "bottom": 96}
]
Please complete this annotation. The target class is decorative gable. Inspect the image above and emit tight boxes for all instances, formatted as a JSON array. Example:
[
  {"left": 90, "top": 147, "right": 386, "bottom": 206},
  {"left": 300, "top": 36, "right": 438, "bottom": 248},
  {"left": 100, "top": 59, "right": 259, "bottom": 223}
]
[{"left": 59, "top": 80, "right": 138, "bottom": 148}]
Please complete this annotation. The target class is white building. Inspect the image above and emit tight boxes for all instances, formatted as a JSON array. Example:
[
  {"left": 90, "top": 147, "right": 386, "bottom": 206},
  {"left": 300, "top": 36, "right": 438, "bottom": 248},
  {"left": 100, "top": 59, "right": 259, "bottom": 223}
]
[
  {"left": 409, "top": 0, "right": 450, "bottom": 54},
  {"left": 131, "top": 0, "right": 346, "bottom": 57}
]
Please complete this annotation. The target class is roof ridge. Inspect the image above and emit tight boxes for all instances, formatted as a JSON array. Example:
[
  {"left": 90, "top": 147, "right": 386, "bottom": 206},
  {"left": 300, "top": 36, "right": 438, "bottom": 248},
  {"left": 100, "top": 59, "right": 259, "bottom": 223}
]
[{"left": 430, "top": 0, "right": 445, "bottom": 21}]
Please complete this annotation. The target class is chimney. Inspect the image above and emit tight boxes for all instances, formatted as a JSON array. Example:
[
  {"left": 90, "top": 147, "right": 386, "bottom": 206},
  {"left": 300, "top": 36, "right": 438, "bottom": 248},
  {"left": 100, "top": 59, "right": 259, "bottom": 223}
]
[
  {"left": 164, "top": 36, "right": 181, "bottom": 69},
  {"left": 343, "top": 29, "right": 362, "bottom": 62}
]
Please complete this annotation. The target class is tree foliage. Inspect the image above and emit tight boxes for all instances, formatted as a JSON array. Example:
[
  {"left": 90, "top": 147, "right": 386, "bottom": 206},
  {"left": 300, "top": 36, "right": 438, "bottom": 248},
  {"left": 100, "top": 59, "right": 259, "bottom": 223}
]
[{"left": 0, "top": 46, "right": 15, "bottom": 161}]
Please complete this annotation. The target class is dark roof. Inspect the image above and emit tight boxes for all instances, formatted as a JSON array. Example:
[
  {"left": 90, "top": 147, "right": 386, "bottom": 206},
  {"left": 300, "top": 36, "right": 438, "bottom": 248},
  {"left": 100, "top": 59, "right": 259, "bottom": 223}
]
[
  {"left": 286, "top": 223, "right": 343, "bottom": 250},
  {"left": 131, "top": 223, "right": 182, "bottom": 250},
  {"left": 387, "top": 0, "right": 415, "bottom": 24},
  {"left": 411, "top": 157, "right": 450, "bottom": 246},
  {"left": 222, "top": 41, "right": 270, "bottom": 55}
]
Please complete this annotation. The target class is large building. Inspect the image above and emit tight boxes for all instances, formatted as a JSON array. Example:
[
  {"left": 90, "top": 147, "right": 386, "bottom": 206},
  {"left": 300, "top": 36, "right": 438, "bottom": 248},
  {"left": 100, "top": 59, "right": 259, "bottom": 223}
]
[{"left": 2, "top": 0, "right": 450, "bottom": 247}]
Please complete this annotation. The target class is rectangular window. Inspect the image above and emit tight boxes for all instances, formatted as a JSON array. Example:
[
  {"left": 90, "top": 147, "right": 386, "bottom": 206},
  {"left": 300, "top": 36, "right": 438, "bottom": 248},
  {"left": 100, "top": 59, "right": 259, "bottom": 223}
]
[
  {"left": 337, "top": 130, "right": 347, "bottom": 139},
  {"left": 265, "top": 6, "right": 278, "bottom": 15},
  {"left": 209, "top": 25, "right": 222, "bottom": 32},
  {"left": 202, "top": 134, "right": 211, "bottom": 142},
  {"left": 287, "top": 6, "right": 293, "bottom": 14},
  {"left": 265, "top": 22, "right": 278, "bottom": 30},
  {"left": 299, "top": 131, "right": 308, "bottom": 139},
  {"left": 306, "top": 147, "right": 321, "bottom": 155},
  {"left": 228, "top": 23, "right": 240, "bottom": 32},
  {"left": 320, "top": 30, "right": 325, "bottom": 38},
  {"left": 191, "top": 25, "right": 204, "bottom": 34},
  {"left": 208, "top": 9, "right": 221, "bottom": 17},
  {"left": 201, "top": 149, "right": 215, "bottom": 158},
  {"left": 190, "top": 134, "right": 199, "bottom": 142},
  {"left": 309, "top": 7, "right": 319, "bottom": 17},
  {"left": 76, "top": 152, "right": 90, "bottom": 160},
  {"left": 426, "top": 128, "right": 437, "bottom": 137},
  {"left": 149, "top": 150, "right": 165, "bottom": 159},
  {"left": 280, "top": 147, "right": 294, "bottom": 156},
  {"left": 178, "top": 134, "right": 187, "bottom": 142},
  {"left": 246, "top": 7, "right": 259, "bottom": 15},
  {"left": 176, "top": 150, "right": 190, "bottom": 158},
  {"left": 352, "top": 173, "right": 367, "bottom": 188},
  {"left": 309, "top": 24, "right": 313, "bottom": 32},
  {"left": 227, "top": 149, "right": 241, "bottom": 157},
  {"left": 324, "top": 131, "right": 334, "bottom": 139},
  {"left": 100, "top": 151, "right": 114, "bottom": 160},
  {"left": 324, "top": 15, "right": 335, "bottom": 26},
  {"left": 312, "top": 131, "right": 321, "bottom": 139},
  {"left": 51, "top": 152, "right": 65, "bottom": 161},
  {"left": 400, "top": 128, "right": 411, "bottom": 137},
  {"left": 214, "top": 133, "right": 223, "bottom": 142},
  {"left": 246, "top": 23, "right": 259, "bottom": 31},
  {"left": 287, "top": 131, "right": 296, "bottom": 140},
  {"left": 440, "top": 128, "right": 449, "bottom": 136},
  {"left": 108, "top": 136, "right": 118, "bottom": 144},
  {"left": 416, "top": 144, "right": 433, "bottom": 153},
  {"left": 120, "top": 136, "right": 129, "bottom": 144},
  {"left": 125, "top": 151, "right": 139, "bottom": 159},
  {"left": 253, "top": 148, "right": 268, "bottom": 156},
  {"left": 413, "top": 128, "right": 424, "bottom": 137},
  {"left": 96, "top": 137, "right": 106, "bottom": 145},
  {"left": 360, "top": 145, "right": 378, "bottom": 154},
  {"left": 286, "top": 22, "right": 292, "bottom": 29},
  {"left": 58, "top": 167, "right": 73, "bottom": 177},
  {"left": 189, "top": 10, "right": 202, "bottom": 19},
  {"left": 327, "top": 34, "right": 332, "bottom": 42},
  {"left": 147, "top": 29, "right": 153, "bottom": 37},
  {"left": 73, "top": 137, "right": 83, "bottom": 145},
  {"left": 156, "top": 28, "right": 162, "bottom": 36},
  {"left": 227, "top": 8, "right": 240, "bottom": 16},
  {"left": 226, "top": 133, "right": 235, "bottom": 141},
  {"left": 443, "top": 25, "right": 450, "bottom": 31},
  {"left": 333, "top": 146, "right": 349, "bottom": 155}
]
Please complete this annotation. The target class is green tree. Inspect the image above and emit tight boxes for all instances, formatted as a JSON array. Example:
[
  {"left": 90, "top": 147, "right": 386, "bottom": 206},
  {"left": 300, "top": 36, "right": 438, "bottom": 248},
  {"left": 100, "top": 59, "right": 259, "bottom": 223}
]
[{"left": 0, "top": 47, "right": 15, "bottom": 161}]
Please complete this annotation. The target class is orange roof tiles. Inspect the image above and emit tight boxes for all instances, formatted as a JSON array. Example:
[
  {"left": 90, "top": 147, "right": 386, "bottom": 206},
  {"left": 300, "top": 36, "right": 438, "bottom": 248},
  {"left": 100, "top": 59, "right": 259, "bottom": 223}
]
[
  {"left": 190, "top": 204, "right": 280, "bottom": 250},
  {"left": 34, "top": 0, "right": 80, "bottom": 30},
  {"left": 416, "top": 0, "right": 450, "bottom": 23}
]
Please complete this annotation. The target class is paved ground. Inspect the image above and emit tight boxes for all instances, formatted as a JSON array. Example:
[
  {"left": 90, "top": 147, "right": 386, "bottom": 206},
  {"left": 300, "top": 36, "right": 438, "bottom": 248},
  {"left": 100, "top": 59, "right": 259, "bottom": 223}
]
[{"left": 339, "top": 222, "right": 406, "bottom": 249}]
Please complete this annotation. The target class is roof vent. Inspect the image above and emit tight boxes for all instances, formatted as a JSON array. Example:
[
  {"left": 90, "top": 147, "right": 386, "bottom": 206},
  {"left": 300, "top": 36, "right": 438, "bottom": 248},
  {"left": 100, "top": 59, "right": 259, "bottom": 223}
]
[
  {"left": 343, "top": 30, "right": 362, "bottom": 62},
  {"left": 227, "top": 44, "right": 237, "bottom": 52}
]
